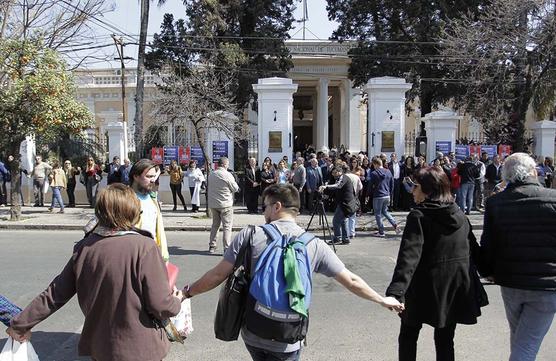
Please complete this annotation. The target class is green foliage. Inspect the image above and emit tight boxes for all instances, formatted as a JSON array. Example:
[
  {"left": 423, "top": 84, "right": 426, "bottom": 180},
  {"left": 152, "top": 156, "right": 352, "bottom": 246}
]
[
  {"left": 145, "top": 0, "right": 295, "bottom": 109},
  {"left": 0, "top": 39, "right": 94, "bottom": 154},
  {"left": 327, "top": 0, "right": 487, "bottom": 115}
]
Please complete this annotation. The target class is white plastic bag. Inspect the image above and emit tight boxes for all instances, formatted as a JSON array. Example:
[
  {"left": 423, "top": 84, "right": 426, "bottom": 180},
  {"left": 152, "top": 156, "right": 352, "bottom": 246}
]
[
  {"left": 42, "top": 180, "right": 49, "bottom": 195},
  {"left": 170, "top": 298, "right": 194, "bottom": 338},
  {"left": 0, "top": 337, "right": 40, "bottom": 361}
]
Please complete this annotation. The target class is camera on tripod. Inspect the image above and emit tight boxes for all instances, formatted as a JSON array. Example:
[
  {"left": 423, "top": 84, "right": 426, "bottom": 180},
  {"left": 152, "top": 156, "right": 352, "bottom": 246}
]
[{"left": 314, "top": 191, "right": 328, "bottom": 201}]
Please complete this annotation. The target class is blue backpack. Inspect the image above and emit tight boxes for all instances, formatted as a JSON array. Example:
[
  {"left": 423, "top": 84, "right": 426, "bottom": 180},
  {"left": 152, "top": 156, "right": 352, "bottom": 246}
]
[{"left": 244, "top": 224, "right": 315, "bottom": 343}]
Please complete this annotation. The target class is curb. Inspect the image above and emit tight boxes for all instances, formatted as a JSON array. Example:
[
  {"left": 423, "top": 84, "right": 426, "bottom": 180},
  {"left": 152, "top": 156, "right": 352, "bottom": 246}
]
[{"left": 0, "top": 223, "right": 484, "bottom": 232}]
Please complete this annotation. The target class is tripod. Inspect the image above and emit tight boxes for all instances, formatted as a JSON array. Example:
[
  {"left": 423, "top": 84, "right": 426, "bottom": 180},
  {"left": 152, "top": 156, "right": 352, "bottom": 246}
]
[{"left": 306, "top": 195, "right": 336, "bottom": 253}]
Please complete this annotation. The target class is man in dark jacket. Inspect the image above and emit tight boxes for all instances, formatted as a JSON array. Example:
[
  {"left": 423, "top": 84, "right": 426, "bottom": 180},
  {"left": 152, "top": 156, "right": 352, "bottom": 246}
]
[
  {"left": 244, "top": 157, "right": 261, "bottom": 214},
  {"left": 387, "top": 153, "right": 402, "bottom": 210},
  {"left": 369, "top": 157, "right": 400, "bottom": 236},
  {"left": 457, "top": 156, "right": 480, "bottom": 215},
  {"left": 319, "top": 165, "right": 357, "bottom": 244},
  {"left": 105, "top": 156, "right": 121, "bottom": 184},
  {"left": 480, "top": 152, "right": 556, "bottom": 361},
  {"left": 0, "top": 159, "right": 8, "bottom": 206},
  {"left": 306, "top": 158, "right": 323, "bottom": 211},
  {"left": 484, "top": 154, "right": 502, "bottom": 198}
]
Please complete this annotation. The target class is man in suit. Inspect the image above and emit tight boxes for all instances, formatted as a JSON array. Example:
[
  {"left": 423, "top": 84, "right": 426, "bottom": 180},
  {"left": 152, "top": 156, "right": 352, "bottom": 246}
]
[
  {"left": 305, "top": 158, "right": 323, "bottom": 212},
  {"left": 244, "top": 157, "right": 260, "bottom": 214},
  {"left": 387, "top": 153, "right": 402, "bottom": 210},
  {"left": 484, "top": 154, "right": 502, "bottom": 199}
]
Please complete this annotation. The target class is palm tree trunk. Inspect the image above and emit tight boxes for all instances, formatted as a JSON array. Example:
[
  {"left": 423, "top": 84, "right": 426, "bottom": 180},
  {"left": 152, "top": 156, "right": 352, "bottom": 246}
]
[{"left": 134, "top": 0, "right": 150, "bottom": 159}]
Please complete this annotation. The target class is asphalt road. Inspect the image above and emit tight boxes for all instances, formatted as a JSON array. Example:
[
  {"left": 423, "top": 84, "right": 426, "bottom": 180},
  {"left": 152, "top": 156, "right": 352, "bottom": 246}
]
[{"left": 1, "top": 230, "right": 555, "bottom": 361}]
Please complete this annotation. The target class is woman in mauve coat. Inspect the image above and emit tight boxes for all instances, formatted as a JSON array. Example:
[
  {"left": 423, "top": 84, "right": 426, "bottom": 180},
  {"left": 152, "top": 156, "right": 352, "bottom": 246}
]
[
  {"left": 7, "top": 184, "right": 183, "bottom": 361},
  {"left": 386, "top": 166, "right": 487, "bottom": 361}
]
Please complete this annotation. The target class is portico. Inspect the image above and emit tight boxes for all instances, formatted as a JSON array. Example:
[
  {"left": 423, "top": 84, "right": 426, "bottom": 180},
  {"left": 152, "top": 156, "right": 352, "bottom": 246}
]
[{"left": 283, "top": 41, "right": 365, "bottom": 154}]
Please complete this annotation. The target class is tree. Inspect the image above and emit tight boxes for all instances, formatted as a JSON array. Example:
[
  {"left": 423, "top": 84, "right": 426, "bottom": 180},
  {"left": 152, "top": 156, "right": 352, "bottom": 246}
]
[
  {"left": 439, "top": 0, "right": 556, "bottom": 150},
  {"left": 0, "top": 0, "right": 108, "bottom": 47},
  {"left": 0, "top": 39, "right": 94, "bottom": 220},
  {"left": 135, "top": 0, "right": 167, "bottom": 159},
  {"left": 0, "top": 0, "right": 110, "bottom": 220},
  {"left": 152, "top": 63, "right": 248, "bottom": 216},
  {"left": 326, "top": 0, "right": 487, "bottom": 116},
  {"left": 146, "top": 0, "right": 295, "bottom": 111}
]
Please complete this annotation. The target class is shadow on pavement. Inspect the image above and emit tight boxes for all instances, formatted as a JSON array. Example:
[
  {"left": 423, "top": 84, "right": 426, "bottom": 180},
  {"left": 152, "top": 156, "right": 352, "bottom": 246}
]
[
  {"left": 1, "top": 331, "right": 88, "bottom": 361},
  {"left": 168, "top": 246, "right": 221, "bottom": 257}
]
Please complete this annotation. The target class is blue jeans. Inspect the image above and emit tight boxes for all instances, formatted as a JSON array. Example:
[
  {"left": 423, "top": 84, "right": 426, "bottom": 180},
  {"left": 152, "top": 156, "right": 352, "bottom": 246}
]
[
  {"left": 245, "top": 344, "right": 300, "bottom": 361},
  {"left": 373, "top": 196, "right": 397, "bottom": 234},
  {"left": 348, "top": 214, "right": 356, "bottom": 237},
  {"left": 459, "top": 183, "right": 474, "bottom": 213},
  {"left": 501, "top": 287, "right": 556, "bottom": 361},
  {"left": 332, "top": 206, "right": 349, "bottom": 241},
  {"left": 50, "top": 186, "right": 64, "bottom": 210}
]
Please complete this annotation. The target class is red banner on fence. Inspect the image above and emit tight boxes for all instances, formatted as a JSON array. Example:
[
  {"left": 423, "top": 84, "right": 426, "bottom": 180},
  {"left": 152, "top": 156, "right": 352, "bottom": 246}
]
[
  {"left": 469, "top": 145, "right": 481, "bottom": 157},
  {"left": 498, "top": 144, "right": 512, "bottom": 158},
  {"left": 151, "top": 147, "right": 164, "bottom": 165},
  {"left": 178, "top": 146, "right": 190, "bottom": 165}
]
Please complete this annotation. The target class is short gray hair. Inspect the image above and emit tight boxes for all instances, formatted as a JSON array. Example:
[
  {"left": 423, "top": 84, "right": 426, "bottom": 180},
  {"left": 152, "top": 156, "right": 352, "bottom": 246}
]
[{"left": 502, "top": 153, "right": 537, "bottom": 184}]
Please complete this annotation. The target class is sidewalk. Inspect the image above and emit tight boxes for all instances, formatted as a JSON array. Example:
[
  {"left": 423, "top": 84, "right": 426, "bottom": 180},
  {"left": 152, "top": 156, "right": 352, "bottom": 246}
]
[{"left": 0, "top": 204, "right": 485, "bottom": 232}]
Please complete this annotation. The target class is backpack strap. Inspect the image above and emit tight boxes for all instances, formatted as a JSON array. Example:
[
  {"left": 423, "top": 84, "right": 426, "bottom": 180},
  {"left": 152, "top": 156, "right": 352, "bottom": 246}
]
[
  {"left": 260, "top": 223, "right": 283, "bottom": 244},
  {"left": 296, "top": 232, "right": 316, "bottom": 246}
]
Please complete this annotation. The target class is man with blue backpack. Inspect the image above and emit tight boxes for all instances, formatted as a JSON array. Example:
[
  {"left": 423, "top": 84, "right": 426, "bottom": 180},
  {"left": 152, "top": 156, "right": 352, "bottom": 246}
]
[{"left": 182, "top": 183, "right": 404, "bottom": 360}]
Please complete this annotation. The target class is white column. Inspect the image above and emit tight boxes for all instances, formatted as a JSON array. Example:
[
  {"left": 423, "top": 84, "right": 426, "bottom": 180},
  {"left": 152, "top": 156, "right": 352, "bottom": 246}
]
[
  {"left": 423, "top": 110, "right": 462, "bottom": 162},
  {"left": 364, "top": 77, "right": 412, "bottom": 157},
  {"left": 100, "top": 110, "right": 126, "bottom": 161},
  {"left": 312, "top": 92, "right": 318, "bottom": 149},
  {"left": 532, "top": 120, "right": 556, "bottom": 158},
  {"left": 253, "top": 77, "right": 298, "bottom": 166},
  {"left": 105, "top": 122, "right": 126, "bottom": 162},
  {"left": 342, "top": 79, "right": 362, "bottom": 153},
  {"left": 316, "top": 77, "right": 329, "bottom": 152}
]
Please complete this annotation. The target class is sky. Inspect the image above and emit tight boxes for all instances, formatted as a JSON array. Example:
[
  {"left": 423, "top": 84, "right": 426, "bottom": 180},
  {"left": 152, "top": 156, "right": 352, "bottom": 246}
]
[{"left": 71, "top": 0, "right": 338, "bottom": 69}]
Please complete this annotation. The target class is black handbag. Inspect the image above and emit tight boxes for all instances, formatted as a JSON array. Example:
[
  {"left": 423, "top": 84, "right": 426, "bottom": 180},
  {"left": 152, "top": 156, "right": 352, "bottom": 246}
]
[{"left": 214, "top": 225, "right": 254, "bottom": 341}]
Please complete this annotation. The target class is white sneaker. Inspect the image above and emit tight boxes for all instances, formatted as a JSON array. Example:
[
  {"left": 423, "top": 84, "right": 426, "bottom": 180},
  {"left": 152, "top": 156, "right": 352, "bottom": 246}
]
[{"left": 394, "top": 225, "right": 402, "bottom": 235}]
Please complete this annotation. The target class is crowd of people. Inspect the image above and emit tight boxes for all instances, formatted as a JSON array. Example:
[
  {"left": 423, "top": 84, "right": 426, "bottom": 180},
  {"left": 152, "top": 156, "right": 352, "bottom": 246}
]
[
  {"left": 1, "top": 151, "right": 554, "bottom": 361},
  {"left": 238, "top": 148, "right": 555, "bottom": 237}
]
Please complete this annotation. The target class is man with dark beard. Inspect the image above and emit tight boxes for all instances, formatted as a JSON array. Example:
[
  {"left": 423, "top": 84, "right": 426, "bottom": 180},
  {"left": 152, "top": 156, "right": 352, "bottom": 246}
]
[{"left": 129, "top": 159, "right": 169, "bottom": 262}]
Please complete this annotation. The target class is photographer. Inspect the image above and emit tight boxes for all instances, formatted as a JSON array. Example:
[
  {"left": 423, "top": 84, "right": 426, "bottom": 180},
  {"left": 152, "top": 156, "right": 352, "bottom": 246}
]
[{"left": 319, "top": 165, "right": 358, "bottom": 245}]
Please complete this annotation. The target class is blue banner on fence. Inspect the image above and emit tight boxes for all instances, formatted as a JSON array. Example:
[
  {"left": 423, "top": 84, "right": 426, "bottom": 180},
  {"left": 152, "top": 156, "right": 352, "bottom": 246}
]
[
  {"left": 163, "top": 146, "right": 179, "bottom": 165},
  {"left": 455, "top": 145, "right": 469, "bottom": 161},
  {"left": 481, "top": 145, "right": 497, "bottom": 160},
  {"left": 212, "top": 141, "right": 229, "bottom": 168},
  {"left": 435, "top": 141, "right": 452, "bottom": 155},
  {"left": 190, "top": 146, "right": 205, "bottom": 168}
]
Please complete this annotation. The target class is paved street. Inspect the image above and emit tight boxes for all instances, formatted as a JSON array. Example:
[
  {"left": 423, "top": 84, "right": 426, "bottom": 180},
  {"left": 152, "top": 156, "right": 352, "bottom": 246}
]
[
  {"left": 1, "top": 230, "right": 555, "bottom": 361},
  {"left": 0, "top": 205, "right": 486, "bottom": 232}
]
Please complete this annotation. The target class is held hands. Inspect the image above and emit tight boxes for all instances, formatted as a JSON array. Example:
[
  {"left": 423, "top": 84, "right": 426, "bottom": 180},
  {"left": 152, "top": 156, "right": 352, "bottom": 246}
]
[
  {"left": 318, "top": 185, "right": 326, "bottom": 193},
  {"left": 6, "top": 327, "right": 31, "bottom": 343},
  {"left": 380, "top": 296, "right": 405, "bottom": 313},
  {"left": 172, "top": 286, "right": 184, "bottom": 302}
]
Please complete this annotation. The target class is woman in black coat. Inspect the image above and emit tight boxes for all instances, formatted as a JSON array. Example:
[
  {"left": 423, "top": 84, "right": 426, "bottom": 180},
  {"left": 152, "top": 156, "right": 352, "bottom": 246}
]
[{"left": 386, "top": 166, "right": 486, "bottom": 361}]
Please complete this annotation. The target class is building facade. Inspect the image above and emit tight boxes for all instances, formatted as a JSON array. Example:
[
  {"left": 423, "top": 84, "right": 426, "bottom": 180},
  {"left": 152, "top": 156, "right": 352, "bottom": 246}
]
[{"left": 75, "top": 40, "right": 540, "bottom": 161}]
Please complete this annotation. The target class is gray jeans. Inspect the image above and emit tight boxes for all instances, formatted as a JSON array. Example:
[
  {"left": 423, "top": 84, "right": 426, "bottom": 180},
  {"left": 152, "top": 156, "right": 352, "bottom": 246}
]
[
  {"left": 209, "top": 207, "right": 234, "bottom": 251},
  {"left": 33, "top": 178, "right": 45, "bottom": 205},
  {"left": 502, "top": 286, "right": 556, "bottom": 361}
]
